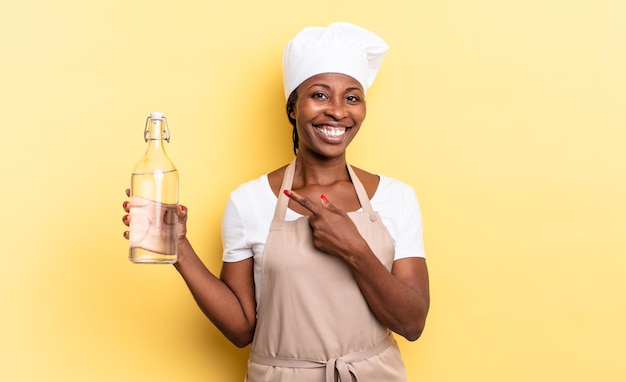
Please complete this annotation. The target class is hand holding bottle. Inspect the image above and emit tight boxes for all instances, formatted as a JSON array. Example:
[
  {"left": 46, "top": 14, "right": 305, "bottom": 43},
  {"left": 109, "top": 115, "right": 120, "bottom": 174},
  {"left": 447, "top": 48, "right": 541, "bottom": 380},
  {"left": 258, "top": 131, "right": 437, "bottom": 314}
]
[{"left": 122, "top": 188, "right": 188, "bottom": 253}]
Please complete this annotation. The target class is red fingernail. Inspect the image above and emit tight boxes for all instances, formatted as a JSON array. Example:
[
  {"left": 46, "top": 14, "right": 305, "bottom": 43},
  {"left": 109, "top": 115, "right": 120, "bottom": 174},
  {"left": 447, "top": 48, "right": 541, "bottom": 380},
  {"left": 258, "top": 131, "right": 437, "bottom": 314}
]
[
  {"left": 180, "top": 205, "right": 185, "bottom": 211},
  {"left": 123, "top": 201, "right": 129, "bottom": 209},
  {"left": 283, "top": 189, "right": 291, "bottom": 197},
  {"left": 320, "top": 194, "right": 329, "bottom": 203}
]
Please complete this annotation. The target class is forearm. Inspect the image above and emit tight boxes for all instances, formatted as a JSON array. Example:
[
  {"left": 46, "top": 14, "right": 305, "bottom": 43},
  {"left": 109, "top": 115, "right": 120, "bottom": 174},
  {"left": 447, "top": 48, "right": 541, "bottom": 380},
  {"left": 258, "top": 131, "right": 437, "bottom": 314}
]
[
  {"left": 344, "top": 243, "right": 429, "bottom": 341},
  {"left": 174, "top": 238, "right": 255, "bottom": 347}
]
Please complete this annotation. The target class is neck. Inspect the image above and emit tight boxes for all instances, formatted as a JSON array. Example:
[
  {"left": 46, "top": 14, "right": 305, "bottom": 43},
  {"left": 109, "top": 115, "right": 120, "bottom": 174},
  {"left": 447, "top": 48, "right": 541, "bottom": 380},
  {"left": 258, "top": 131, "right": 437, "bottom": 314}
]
[{"left": 293, "top": 154, "right": 350, "bottom": 187}]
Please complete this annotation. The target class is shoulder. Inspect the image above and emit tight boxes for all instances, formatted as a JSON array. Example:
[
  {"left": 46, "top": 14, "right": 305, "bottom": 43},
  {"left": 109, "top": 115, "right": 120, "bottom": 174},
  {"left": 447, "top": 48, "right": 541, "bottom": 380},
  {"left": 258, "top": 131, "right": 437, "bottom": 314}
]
[
  {"left": 266, "top": 164, "right": 289, "bottom": 198},
  {"left": 349, "top": 165, "right": 417, "bottom": 200},
  {"left": 376, "top": 175, "right": 417, "bottom": 197},
  {"left": 228, "top": 173, "right": 277, "bottom": 213},
  {"left": 350, "top": 166, "right": 381, "bottom": 200},
  {"left": 350, "top": 166, "right": 418, "bottom": 203},
  {"left": 230, "top": 173, "right": 270, "bottom": 198},
  {"left": 224, "top": 173, "right": 276, "bottom": 228},
  {"left": 371, "top": 174, "right": 421, "bottom": 216}
]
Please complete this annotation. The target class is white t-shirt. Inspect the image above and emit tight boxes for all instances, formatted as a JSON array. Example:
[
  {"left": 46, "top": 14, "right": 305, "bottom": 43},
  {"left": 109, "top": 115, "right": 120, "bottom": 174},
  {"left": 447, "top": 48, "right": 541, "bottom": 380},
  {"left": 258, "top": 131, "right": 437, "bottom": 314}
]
[{"left": 222, "top": 173, "right": 426, "bottom": 304}]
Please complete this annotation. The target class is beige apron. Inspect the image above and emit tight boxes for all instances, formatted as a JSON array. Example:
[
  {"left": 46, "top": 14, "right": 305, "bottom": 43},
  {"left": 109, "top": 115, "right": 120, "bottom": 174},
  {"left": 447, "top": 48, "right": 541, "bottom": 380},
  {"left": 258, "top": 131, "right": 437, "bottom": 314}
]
[{"left": 246, "top": 161, "right": 407, "bottom": 382}]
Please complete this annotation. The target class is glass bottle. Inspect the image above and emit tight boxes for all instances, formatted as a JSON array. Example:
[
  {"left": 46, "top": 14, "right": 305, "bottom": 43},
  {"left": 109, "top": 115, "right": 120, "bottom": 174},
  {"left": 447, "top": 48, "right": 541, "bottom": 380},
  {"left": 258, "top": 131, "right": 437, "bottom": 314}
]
[{"left": 129, "top": 112, "right": 179, "bottom": 264}]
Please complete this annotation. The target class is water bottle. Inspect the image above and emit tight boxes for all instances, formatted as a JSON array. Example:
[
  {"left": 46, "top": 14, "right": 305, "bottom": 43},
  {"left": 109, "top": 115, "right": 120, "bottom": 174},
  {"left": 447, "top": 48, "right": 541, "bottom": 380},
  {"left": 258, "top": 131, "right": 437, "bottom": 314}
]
[{"left": 129, "top": 112, "right": 179, "bottom": 264}]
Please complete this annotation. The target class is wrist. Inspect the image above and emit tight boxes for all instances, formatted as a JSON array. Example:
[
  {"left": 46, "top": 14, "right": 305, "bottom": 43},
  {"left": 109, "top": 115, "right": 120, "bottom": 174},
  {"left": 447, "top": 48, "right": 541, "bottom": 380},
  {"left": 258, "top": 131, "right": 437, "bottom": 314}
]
[
  {"left": 173, "top": 237, "right": 192, "bottom": 270},
  {"left": 177, "top": 235, "right": 190, "bottom": 252}
]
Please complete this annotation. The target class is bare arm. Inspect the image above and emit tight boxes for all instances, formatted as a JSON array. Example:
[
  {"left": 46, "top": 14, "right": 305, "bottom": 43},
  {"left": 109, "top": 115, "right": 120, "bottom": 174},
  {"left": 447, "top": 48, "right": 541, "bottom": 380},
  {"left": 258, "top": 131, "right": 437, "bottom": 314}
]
[
  {"left": 122, "top": 190, "right": 256, "bottom": 347},
  {"left": 173, "top": 240, "right": 256, "bottom": 347},
  {"left": 346, "top": 251, "right": 429, "bottom": 341},
  {"left": 285, "top": 190, "right": 429, "bottom": 341}
]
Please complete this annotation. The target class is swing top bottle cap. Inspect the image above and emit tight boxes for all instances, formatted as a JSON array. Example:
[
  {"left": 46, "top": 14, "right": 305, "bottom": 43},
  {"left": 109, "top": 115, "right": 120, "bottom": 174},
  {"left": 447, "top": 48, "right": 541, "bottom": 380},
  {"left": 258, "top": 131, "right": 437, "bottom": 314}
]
[{"left": 150, "top": 112, "right": 164, "bottom": 120}]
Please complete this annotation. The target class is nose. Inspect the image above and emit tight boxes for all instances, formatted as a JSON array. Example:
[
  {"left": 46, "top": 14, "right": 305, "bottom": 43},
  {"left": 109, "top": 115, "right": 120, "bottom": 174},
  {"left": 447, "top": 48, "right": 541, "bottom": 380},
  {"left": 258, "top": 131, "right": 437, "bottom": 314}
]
[{"left": 324, "top": 98, "right": 348, "bottom": 120}]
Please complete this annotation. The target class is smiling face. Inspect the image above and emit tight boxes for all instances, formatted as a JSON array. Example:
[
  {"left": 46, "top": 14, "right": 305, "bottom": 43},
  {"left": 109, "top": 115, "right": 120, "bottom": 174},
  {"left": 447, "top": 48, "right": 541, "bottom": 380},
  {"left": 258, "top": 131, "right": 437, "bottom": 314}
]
[{"left": 289, "top": 73, "right": 366, "bottom": 160}]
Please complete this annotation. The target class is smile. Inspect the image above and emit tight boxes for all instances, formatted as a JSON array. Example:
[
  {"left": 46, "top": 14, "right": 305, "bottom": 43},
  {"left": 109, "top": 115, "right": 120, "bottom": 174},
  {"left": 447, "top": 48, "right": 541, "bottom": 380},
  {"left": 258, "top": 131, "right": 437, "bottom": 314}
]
[{"left": 315, "top": 125, "right": 348, "bottom": 137}]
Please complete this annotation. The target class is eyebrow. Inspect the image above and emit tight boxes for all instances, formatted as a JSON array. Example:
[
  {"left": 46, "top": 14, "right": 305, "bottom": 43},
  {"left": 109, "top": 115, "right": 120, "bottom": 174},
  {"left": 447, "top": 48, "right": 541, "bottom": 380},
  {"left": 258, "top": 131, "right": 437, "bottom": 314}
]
[{"left": 307, "top": 83, "right": 331, "bottom": 90}]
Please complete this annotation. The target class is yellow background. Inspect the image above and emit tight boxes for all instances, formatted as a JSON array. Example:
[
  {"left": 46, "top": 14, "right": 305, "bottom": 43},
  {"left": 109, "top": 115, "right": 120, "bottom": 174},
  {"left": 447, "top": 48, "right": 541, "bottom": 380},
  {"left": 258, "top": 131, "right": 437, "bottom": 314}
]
[{"left": 1, "top": 0, "right": 625, "bottom": 381}]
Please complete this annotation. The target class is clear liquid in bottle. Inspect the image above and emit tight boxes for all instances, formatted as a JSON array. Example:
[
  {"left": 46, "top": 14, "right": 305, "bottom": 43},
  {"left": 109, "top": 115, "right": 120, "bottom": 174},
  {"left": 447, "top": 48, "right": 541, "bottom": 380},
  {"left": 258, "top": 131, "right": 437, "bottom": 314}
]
[{"left": 129, "top": 171, "right": 178, "bottom": 263}]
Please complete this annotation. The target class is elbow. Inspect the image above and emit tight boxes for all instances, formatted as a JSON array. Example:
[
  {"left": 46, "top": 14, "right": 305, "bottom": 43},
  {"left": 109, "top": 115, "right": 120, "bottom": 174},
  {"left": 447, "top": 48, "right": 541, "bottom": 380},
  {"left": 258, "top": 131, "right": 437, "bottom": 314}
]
[
  {"left": 402, "top": 327, "right": 424, "bottom": 342},
  {"left": 398, "top": 318, "right": 427, "bottom": 342},
  {"left": 402, "top": 298, "right": 430, "bottom": 341},
  {"left": 227, "top": 326, "right": 255, "bottom": 348},
  {"left": 229, "top": 333, "right": 253, "bottom": 348},
  {"left": 232, "top": 337, "right": 253, "bottom": 348}
]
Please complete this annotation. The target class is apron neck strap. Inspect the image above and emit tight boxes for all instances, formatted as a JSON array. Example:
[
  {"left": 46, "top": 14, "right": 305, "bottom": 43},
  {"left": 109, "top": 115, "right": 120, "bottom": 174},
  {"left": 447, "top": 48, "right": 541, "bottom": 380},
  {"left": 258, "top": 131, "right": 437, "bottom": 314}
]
[
  {"left": 274, "top": 159, "right": 374, "bottom": 221},
  {"left": 274, "top": 160, "right": 296, "bottom": 221},
  {"left": 346, "top": 163, "right": 374, "bottom": 214}
]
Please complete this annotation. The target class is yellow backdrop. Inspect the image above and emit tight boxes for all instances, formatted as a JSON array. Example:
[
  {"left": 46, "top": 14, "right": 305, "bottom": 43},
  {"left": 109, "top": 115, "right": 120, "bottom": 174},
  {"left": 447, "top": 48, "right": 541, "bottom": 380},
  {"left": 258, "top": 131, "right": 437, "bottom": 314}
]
[{"left": 1, "top": 0, "right": 625, "bottom": 381}]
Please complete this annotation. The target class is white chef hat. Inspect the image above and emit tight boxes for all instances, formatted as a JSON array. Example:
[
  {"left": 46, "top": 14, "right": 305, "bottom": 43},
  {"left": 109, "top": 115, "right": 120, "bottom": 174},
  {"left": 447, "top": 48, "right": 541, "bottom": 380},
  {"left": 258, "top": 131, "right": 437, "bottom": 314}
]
[{"left": 282, "top": 22, "right": 389, "bottom": 100}]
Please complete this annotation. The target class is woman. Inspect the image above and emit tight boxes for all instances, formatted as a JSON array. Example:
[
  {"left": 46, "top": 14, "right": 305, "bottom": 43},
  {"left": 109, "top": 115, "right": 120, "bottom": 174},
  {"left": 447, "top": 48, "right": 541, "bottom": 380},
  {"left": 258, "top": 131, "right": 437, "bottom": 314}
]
[{"left": 123, "top": 22, "right": 429, "bottom": 382}]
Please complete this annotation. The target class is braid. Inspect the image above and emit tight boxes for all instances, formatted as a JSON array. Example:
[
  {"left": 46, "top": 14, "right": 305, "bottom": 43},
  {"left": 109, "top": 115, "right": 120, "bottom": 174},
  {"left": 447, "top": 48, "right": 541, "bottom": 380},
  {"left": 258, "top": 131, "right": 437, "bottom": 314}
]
[{"left": 286, "top": 89, "right": 299, "bottom": 155}]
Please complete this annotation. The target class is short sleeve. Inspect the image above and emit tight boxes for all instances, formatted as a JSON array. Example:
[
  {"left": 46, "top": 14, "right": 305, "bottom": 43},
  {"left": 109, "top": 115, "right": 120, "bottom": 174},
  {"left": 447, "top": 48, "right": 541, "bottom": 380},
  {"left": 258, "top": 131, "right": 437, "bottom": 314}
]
[
  {"left": 393, "top": 185, "right": 426, "bottom": 260},
  {"left": 372, "top": 177, "right": 426, "bottom": 261},
  {"left": 222, "top": 194, "right": 254, "bottom": 262}
]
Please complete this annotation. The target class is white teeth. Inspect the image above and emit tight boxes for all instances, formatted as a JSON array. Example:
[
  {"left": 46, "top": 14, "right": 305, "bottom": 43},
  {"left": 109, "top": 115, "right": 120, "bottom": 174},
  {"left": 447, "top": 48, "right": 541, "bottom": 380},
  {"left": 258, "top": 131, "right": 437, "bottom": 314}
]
[{"left": 316, "top": 126, "right": 346, "bottom": 137}]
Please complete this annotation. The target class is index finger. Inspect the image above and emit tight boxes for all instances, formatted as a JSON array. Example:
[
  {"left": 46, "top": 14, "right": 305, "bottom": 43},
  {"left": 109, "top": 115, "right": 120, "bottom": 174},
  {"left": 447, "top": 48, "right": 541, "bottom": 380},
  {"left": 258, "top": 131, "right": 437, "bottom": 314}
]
[{"left": 284, "top": 189, "right": 323, "bottom": 215}]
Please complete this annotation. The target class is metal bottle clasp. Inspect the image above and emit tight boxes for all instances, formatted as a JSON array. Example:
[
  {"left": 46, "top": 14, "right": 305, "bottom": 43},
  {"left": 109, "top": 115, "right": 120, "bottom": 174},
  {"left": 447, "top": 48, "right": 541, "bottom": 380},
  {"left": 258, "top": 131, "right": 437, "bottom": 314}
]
[{"left": 144, "top": 116, "right": 171, "bottom": 142}]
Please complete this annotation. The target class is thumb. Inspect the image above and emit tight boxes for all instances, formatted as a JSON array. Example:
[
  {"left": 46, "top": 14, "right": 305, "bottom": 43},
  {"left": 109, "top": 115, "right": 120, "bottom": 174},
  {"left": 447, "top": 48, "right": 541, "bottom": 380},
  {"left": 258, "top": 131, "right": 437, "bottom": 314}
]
[
  {"left": 177, "top": 204, "right": 188, "bottom": 221},
  {"left": 176, "top": 204, "right": 188, "bottom": 239}
]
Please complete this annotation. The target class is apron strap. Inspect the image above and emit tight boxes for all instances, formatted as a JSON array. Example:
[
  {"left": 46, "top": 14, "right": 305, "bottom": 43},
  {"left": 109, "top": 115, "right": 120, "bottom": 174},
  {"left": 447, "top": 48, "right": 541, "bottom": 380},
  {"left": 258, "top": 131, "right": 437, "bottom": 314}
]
[
  {"left": 346, "top": 163, "right": 375, "bottom": 215},
  {"left": 273, "top": 159, "right": 375, "bottom": 222},
  {"left": 273, "top": 159, "right": 296, "bottom": 221}
]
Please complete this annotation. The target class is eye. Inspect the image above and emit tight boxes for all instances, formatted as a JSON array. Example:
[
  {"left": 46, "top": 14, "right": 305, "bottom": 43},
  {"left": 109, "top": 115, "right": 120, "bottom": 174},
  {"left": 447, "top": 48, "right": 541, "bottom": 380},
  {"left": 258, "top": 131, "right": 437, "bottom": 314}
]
[
  {"left": 312, "top": 92, "right": 327, "bottom": 99},
  {"left": 346, "top": 95, "right": 361, "bottom": 103}
]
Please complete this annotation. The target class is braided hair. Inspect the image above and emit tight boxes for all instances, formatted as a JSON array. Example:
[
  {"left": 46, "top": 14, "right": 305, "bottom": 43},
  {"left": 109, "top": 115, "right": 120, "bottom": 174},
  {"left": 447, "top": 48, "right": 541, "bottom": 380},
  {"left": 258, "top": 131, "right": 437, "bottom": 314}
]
[{"left": 286, "top": 89, "right": 299, "bottom": 155}]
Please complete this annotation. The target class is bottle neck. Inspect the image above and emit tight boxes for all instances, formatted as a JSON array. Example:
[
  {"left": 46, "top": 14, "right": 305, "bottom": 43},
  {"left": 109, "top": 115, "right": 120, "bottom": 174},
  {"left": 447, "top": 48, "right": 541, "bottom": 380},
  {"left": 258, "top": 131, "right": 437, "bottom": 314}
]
[
  {"left": 146, "top": 138, "right": 165, "bottom": 152},
  {"left": 146, "top": 119, "right": 168, "bottom": 141},
  {"left": 144, "top": 119, "right": 170, "bottom": 155},
  {"left": 133, "top": 114, "right": 176, "bottom": 174}
]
